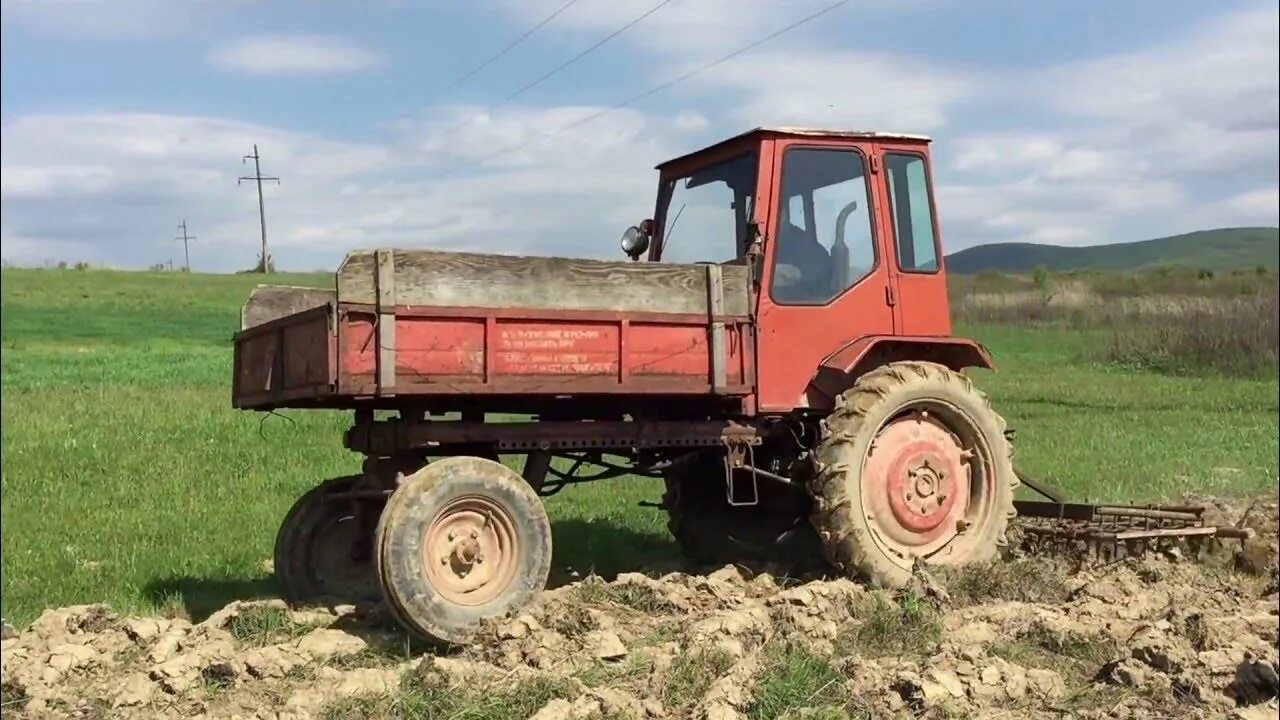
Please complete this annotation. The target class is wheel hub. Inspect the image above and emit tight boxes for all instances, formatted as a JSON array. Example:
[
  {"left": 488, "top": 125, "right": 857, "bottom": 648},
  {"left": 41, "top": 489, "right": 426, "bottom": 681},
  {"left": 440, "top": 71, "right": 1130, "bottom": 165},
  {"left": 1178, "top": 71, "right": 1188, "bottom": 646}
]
[
  {"left": 863, "top": 411, "right": 973, "bottom": 557},
  {"left": 423, "top": 498, "right": 519, "bottom": 606}
]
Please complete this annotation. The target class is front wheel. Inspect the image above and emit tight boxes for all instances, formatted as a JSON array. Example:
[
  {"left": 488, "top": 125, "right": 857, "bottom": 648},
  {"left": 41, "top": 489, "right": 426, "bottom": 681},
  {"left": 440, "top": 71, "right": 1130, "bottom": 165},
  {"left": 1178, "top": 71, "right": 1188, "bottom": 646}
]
[
  {"left": 375, "top": 456, "right": 552, "bottom": 645},
  {"left": 809, "top": 361, "right": 1018, "bottom": 587},
  {"left": 274, "top": 476, "right": 383, "bottom": 605}
]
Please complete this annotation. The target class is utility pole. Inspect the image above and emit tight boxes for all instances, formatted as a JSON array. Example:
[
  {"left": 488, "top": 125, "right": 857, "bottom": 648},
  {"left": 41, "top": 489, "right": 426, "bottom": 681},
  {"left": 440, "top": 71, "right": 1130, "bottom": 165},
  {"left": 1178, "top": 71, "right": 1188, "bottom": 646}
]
[
  {"left": 238, "top": 144, "right": 280, "bottom": 273},
  {"left": 175, "top": 219, "right": 196, "bottom": 272}
]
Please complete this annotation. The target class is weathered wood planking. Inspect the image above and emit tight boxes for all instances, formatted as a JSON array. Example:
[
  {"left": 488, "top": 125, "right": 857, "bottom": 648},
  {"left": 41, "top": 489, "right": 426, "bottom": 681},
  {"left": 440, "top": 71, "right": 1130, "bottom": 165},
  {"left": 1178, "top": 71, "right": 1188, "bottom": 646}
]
[
  {"left": 241, "top": 285, "right": 336, "bottom": 330},
  {"left": 337, "top": 249, "right": 751, "bottom": 316}
]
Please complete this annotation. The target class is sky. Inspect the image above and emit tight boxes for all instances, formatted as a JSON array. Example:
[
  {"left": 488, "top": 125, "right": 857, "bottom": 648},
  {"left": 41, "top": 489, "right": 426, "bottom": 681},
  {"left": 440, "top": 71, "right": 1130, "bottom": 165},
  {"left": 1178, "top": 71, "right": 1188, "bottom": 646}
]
[{"left": 1, "top": 0, "right": 1277, "bottom": 272}]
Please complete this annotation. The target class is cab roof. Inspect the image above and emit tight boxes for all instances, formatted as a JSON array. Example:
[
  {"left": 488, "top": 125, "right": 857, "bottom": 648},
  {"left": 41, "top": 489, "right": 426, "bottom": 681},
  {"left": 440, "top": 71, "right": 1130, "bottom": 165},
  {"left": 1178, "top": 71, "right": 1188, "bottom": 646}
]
[{"left": 655, "top": 126, "right": 932, "bottom": 170}]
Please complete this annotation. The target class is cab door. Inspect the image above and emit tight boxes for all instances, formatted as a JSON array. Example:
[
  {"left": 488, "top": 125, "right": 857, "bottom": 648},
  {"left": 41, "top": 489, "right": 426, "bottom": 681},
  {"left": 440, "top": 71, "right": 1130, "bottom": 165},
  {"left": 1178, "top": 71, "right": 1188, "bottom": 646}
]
[
  {"left": 754, "top": 138, "right": 897, "bottom": 412},
  {"left": 874, "top": 142, "right": 951, "bottom": 337}
]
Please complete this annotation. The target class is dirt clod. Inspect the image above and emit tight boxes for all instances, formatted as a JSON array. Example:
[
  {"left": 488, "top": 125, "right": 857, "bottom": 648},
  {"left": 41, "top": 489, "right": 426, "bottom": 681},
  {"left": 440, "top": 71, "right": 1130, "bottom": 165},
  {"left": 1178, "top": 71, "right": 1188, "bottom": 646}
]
[{"left": 1, "top": 494, "right": 1276, "bottom": 719}]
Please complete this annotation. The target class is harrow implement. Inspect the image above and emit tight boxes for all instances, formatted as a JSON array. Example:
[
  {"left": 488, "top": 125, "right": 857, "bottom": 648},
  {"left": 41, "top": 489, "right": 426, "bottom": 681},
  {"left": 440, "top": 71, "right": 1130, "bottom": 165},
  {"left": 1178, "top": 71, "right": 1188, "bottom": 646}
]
[{"left": 1012, "top": 469, "right": 1255, "bottom": 560}]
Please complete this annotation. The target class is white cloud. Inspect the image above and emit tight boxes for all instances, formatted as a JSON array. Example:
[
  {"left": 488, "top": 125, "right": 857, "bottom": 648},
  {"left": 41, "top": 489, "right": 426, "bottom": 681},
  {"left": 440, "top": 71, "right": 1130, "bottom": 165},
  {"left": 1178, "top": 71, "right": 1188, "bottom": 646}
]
[
  {"left": 208, "top": 35, "right": 384, "bottom": 77},
  {"left": 3, "top": 3, "right": 1277, "bottom": 270},
  {"left": 0, "top": 108, "right": 700, "bottom": 271},
  {"left": 938, "top": 5, "right": 1279, "bottom": 250},
  {"left": 1224, "top": 187, "right": 1280, "bottom": 220},
  {"left": 696, "top": 50, "right": 973, "bottom": 131}
]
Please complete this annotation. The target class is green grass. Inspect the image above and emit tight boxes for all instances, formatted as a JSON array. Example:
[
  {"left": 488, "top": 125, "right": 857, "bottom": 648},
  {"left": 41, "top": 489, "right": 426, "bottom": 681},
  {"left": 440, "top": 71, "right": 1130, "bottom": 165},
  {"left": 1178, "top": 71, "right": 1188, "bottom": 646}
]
[
  {"left": 940, "top": 558, "right": 1071, "bottom": 606},
  {"left": 946, "top": 226, "right": 1279, "bottom": 274},
  {"left": 227, "top": 605, "right": 326, "bottom": 647},
  {"left": 320, "top": 672, "right": 579, "bottom": 720},
  {"left": 838, "top": 591, "right": 943, "bottom": 660},
  {"left": 573, "top": 578, "right": 677, "bottom": 613},
  {"left": 746, "top": 642, "right": 857, "bottom": 720},
  {"left": 1, "top": 267, "right": 1277, "bottom": 625},
  {"left": 661, "top": 647, "right": 735, "bottom": 709}
]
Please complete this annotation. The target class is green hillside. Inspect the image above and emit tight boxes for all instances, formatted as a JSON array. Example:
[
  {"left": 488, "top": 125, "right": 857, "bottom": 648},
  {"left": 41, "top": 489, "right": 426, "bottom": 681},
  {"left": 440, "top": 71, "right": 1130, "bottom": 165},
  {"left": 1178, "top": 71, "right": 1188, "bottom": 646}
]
[{"left": 945, "top": 227, "right": 1279, "bottom": 274}]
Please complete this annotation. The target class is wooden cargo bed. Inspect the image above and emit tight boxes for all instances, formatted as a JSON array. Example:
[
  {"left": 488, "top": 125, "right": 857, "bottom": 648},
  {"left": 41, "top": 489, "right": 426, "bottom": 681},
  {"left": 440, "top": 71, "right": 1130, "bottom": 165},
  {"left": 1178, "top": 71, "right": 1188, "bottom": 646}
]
[{"left": 232, "top": 249, "right": 755, "bottom": 410}]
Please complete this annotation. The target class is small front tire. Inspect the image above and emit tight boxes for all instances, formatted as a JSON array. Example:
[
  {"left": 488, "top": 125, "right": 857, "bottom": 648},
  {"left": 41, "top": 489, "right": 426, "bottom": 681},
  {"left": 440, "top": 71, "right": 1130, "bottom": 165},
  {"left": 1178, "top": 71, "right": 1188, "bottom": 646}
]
[
  {"left": 274, "top": 476, "right": 382, "bottom": 606},
  {"left": 375, "top": 456, "right": 552, "bottom": 645}
]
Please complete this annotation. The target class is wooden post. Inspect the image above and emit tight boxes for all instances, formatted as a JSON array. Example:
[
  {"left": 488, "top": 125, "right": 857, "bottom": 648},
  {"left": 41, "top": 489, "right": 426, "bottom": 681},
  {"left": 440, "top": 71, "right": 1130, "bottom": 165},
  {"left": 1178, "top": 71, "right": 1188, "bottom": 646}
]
[
  {"left": 375, "top": 249, "right": 396, "bottom": 394},
  {"left": 706, "top": 263, "right": 727, "bottom": 394}
]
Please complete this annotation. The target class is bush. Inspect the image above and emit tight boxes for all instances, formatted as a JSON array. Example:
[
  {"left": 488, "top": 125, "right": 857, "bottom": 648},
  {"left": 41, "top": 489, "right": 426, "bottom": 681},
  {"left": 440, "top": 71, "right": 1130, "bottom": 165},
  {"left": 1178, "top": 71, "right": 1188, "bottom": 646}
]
[{"left": 1103, "top": 289, "right": 1279, "bottom": 378}]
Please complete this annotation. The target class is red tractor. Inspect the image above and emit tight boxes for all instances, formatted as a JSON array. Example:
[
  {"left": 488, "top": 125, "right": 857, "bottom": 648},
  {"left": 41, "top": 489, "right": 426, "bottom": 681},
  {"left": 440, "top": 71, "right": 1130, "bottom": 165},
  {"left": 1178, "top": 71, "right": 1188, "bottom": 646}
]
[{"left": 232, "top": 127, "right": 1224, "bottom": 644}]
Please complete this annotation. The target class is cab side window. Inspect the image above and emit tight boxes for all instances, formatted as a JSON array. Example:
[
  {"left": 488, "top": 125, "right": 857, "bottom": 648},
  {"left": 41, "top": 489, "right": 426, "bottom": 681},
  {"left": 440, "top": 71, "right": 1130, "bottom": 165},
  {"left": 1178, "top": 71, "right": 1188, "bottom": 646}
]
[
  {"left": 885, "top": 153, "right": 939, "bottom": 273},
  {"left": 771, "top": 148, "right": 876, "bottom": 304}
]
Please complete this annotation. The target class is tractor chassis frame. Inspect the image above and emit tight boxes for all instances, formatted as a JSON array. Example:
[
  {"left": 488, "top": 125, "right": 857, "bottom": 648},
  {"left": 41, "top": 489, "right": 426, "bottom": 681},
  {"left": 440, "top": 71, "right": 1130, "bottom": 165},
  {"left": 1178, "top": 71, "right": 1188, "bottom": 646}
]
[{"left": 341, "top": 414, "right": 796, "bottom": 504}]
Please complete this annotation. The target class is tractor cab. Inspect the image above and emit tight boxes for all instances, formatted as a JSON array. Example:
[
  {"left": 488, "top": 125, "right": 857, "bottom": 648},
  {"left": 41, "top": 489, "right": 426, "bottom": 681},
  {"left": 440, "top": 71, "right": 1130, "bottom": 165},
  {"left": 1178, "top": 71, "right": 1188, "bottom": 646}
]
[{"left": 623, "top": 127, "right": 955, "bottom": 411}]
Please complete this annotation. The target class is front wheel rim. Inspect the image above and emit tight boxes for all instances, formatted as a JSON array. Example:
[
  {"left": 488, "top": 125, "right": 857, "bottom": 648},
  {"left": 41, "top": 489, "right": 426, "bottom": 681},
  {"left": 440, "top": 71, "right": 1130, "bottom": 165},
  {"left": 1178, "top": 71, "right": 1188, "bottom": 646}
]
[
  {"left": 422, "top": 496, "right": 520, "bottom": 606},
  {"left": 859, "top": 402, "right": 996, "bottom": 568}
]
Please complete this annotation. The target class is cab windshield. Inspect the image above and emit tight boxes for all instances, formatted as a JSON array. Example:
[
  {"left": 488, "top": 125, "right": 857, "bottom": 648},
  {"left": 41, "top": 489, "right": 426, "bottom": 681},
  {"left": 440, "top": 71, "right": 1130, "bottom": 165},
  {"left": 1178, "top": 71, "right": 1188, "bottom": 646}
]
[{"left": 654, "top": 152, "right": 758, "bottom": 264}]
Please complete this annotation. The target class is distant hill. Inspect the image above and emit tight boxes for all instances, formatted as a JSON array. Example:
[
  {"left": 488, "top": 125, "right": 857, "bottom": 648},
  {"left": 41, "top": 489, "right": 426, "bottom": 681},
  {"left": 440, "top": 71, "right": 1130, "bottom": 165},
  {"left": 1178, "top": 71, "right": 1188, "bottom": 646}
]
[{"left": 945, "top": 227, "right": 1279, "bottom": 274}]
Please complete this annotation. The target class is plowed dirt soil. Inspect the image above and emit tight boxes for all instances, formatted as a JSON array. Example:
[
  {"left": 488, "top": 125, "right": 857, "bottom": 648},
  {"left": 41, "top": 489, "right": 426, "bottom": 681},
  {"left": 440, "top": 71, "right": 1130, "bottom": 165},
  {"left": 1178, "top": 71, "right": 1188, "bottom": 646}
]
[{"left": 3, "top": 495, "right": 1277, "bottom": 720}]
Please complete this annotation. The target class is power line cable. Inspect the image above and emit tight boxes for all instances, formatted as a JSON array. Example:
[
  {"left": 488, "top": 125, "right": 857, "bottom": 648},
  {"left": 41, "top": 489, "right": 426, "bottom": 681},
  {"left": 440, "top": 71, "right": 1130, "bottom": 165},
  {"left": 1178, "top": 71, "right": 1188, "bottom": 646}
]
[
  {"left": 452, "top": 0, "right": 852, "bottom": 171},
  {"left": 436, "top": 0, "right": 586, "bottom": 97},
  {"left": 438, "top": 0, "right": 678, "bottom": 137}
]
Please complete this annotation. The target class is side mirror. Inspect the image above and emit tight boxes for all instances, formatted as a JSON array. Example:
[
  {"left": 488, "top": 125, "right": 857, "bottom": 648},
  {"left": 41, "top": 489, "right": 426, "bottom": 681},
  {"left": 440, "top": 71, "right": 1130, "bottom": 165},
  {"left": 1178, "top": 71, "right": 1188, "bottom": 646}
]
[{"left": 620, "top": 221, "right": 652, "bottom": 260}]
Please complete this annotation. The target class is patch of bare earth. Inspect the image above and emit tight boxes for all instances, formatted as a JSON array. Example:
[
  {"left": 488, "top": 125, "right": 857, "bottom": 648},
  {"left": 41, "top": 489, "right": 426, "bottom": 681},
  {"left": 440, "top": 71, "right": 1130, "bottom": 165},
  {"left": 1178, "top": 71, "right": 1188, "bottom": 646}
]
[{"left": 2, "top": 495, "right": 1276, "bottom": 720}]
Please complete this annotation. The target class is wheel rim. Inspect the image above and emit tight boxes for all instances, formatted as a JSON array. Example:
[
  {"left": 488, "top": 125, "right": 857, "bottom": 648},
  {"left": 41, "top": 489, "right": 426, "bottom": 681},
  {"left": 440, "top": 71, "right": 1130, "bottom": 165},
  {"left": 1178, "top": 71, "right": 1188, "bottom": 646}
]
[
  {"left": 422, "top": 495, "right": 520, "bottom": 606},
  {"left": 860, "top": 403, "right": 995, "bottom": 566}
]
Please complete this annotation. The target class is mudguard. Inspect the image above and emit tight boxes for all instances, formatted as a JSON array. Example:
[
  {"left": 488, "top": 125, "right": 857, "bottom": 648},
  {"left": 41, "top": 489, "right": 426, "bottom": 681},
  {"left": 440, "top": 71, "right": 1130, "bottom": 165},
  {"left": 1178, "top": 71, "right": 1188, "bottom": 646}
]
[{"left": 804, "top": 335, "right": 995, "bottom": 409}]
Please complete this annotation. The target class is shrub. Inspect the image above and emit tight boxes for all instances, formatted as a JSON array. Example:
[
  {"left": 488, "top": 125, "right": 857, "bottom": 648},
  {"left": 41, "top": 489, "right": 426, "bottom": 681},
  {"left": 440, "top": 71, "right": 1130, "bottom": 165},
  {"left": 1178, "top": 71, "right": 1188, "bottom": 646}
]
[{"left": 1103, "top": 289, "right": 1279, "bottom": 378}]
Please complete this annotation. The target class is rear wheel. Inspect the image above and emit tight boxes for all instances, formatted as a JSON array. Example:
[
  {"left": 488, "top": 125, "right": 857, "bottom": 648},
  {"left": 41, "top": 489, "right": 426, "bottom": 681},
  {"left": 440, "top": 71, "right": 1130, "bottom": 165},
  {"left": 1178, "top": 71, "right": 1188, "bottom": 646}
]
[
  {"left": 375, "top": 456, "right": 552, "bottom": 645},
  {"left": 809, "top": 361, "right": 1017, "bottom": 587},
  {"left": 275, "top": 476, "right": 383, "bottom": 605}
]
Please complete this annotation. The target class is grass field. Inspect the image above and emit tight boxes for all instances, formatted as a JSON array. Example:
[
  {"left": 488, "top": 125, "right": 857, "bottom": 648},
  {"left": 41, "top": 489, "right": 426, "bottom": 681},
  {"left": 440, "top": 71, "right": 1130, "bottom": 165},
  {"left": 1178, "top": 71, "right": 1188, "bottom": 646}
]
[{"left": 2, "top": 267, "right": 1277, "bottom": 627}]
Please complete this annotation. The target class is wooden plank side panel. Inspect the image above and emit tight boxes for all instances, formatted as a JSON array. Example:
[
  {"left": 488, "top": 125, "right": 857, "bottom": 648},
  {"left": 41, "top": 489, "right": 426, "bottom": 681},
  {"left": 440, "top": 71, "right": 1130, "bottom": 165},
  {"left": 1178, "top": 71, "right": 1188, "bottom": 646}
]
[
  {"left": 235, "top": 331, "right": 278, "bottom": 399},
  {"left": 241, "top": 285, "right": 335, "bottom": 330},
  {"left": 493, "top": 321, "right": 619, "bottom": 376},
  {"left": 233, "top": 308, "right": 333, "bottom": 406},
  {"left": 336, "top": 309, "right": 748, "bottom": 394},
  {"left": 337, "top": 250, "right": 750, "bottom": 316},
  {"left": 343, "top": 313, "right": 485, "bottom": 380},
  {"left": 627, "top": 324, "right": 709, "bottom": 378},
  {"left": 280, "top": 316, "right": 331, "bottom": 389}
]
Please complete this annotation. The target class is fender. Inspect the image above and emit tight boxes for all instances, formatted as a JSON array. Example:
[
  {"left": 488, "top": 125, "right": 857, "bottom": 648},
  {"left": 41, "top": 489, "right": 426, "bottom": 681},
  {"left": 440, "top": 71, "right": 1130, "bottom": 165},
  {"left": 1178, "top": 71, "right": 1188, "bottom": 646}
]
[{"left": 804, "top": 335, "right": 995, "bottom": 409}]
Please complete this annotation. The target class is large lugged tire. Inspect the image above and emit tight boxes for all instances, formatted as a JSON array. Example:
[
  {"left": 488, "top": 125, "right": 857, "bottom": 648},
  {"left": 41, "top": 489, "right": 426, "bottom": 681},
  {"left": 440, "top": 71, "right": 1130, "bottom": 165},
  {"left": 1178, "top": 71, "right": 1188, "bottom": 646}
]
[
  {"left": 375, "top": 456, "right": 552, "bottom": 645},
  {"left": 809, "top": 361, "right": 1018, "bottom": 587},
  {"left": 662, "top": 452, "right": 823, "bottom": 573},
  {"left": 275, "top": 475, "right": 383, "bottom": 606}
]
